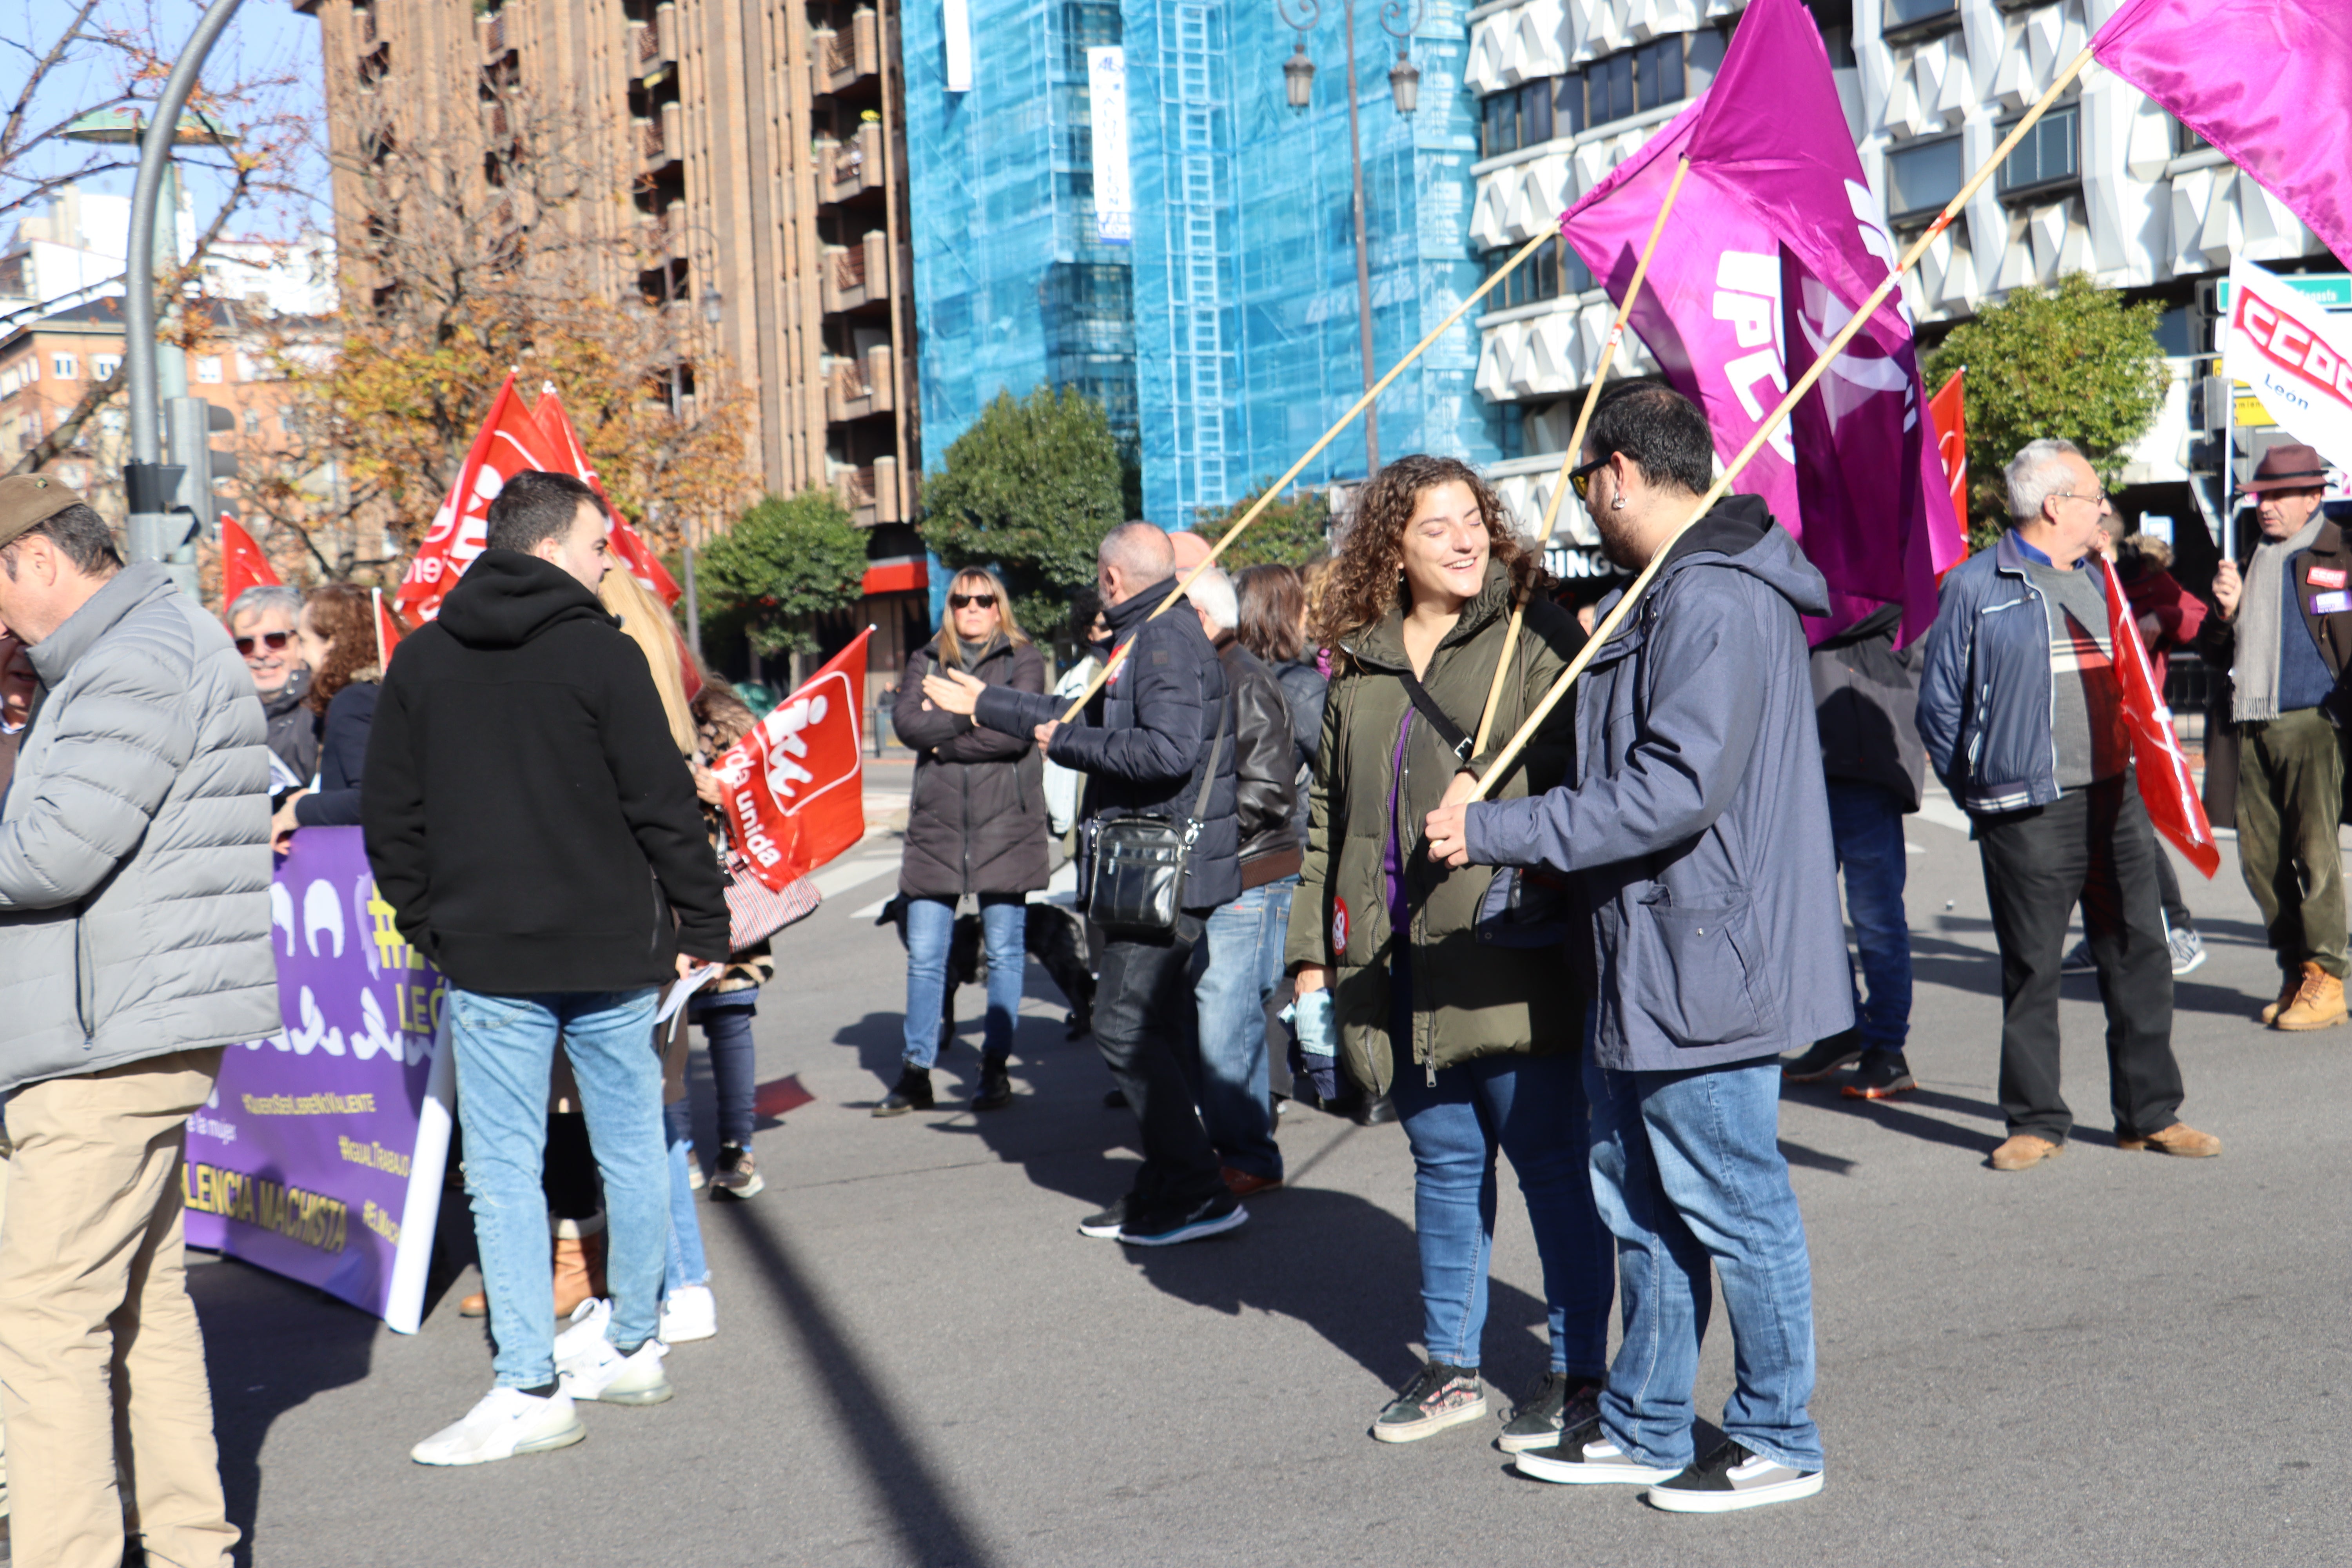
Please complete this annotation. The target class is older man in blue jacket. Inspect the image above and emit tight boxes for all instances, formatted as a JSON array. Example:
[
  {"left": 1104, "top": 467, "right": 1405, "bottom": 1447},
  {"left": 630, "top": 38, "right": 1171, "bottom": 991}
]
[
  {"left": 1428, "top": 383, "right": 1844, "bottom": 1514},
  {"left": 1914, "top": 438, "right": 2218, "bottom": 1172}
]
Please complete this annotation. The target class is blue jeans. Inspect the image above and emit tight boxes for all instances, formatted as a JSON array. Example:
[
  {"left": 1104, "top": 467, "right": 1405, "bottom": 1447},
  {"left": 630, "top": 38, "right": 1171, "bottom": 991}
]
[
  {"left": 901, "top": 895, "right": 1026, "bottom": 1069},
  {"left": 1186, "top": 878, "right": 1289, "bottom": 1180},
  {"left": 664, "top": 1128, "right": 708, "bottom": 1294},
  {"left": 450, "top": 986, "right": 667, "bottom": 1388},
  {"left": 1826, "top": 780, "right": 1913, "bottom": 1054},
  {"left": 686, "top": 993, "right": 759, "bottom": 1146},
  {"left": 1586, "top": 1056, "right": 1822, "bottom": 1473},
  {"left": 1388, "top": 1049, "right": 1613, "bottom": 1377}
]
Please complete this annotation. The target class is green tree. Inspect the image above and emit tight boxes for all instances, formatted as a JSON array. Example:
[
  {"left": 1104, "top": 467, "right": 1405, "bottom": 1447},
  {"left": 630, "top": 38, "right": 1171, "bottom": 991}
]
[
  {"left": 1922, "top": 272, "right": 2171, "bottom": 552},
  {"left": 695, "top": 490, "right": 867, "bottom": 666},
  {"left": 921, "top": 387, "right": 1126, "bottom": 633},
  {"left": 1191, "top": 481, "right": 1332, "bottom": 570}
]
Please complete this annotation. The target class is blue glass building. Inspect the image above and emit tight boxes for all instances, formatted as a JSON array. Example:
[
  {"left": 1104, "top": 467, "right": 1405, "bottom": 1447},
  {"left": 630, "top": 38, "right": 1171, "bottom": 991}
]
[{"left": 904, "top": 0, "right": 1500, "bottom": 531}]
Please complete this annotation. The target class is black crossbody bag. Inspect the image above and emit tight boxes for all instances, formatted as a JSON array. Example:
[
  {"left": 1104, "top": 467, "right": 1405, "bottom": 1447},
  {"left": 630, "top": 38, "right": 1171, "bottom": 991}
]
[
  {"left": 1084, "top": 705, "right": 1230, "bottom": 938},
  {"left": 1394, "top": 665, "right": 1578, "bottom": 948}
]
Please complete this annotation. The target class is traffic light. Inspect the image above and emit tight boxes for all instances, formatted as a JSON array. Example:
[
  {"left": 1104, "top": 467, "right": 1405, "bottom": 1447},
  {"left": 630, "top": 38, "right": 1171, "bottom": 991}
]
[{"left": 163, "top": 395, "right": 239, "bottom": 543}]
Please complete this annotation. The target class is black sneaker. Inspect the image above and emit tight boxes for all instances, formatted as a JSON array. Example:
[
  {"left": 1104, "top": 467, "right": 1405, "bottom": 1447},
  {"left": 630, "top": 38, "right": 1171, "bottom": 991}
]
[
  {"left": 872, "top": 1066, "right": 934, "bottom": 1118},
  {"left": 1371, "top": 1361, "right": 1486, "bottom": 1443},
  {"left": 1780, "top": 1030, "right": 1862, "bottom": 1082},
  {"left": 2059, "top": 938, "right": 2096, "bottom": 975},
  {"left": 1514, "top": 1415, "right": 1682, "bottom": 1485},
  {"left": 1496, "top": 1372, "right": 1602, "bottom": 1454},
  {"left": 708, "top": 1141, "right": 764, "bottom": 1200},
  {"left": 1077, "top": 1197, "right": 1127, "bottom": 1239},
  {"left": 1841, "top": 1051, "right": 1916, "bottom": 1101},
  {"left": 972, "top": 1055, "right": 1013, "bottom": 1112},
  {"left": 1116, "top": 1190, "right": 1247, "bottom": 1247},
  {"left": 1645, "top": 1437, "right": 1822, "bottom": 1512}
]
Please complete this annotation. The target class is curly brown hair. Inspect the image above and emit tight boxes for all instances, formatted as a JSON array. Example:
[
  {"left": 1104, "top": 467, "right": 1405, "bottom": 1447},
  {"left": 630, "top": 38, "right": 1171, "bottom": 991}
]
[
  {"left": 302, "top": 584, "right": 379, "bottom": 713},
  {"left": 1311, "top": 454, "right": 1537, "bottom": 646}
]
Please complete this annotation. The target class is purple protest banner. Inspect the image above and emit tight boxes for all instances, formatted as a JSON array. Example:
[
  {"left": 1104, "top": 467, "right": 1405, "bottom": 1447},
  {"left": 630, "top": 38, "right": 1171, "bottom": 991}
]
[
  {"left": 1558, "top": 0, "right": 1962, "bottom": 643},
  {"left": 183, "top": 826, "right": 456, "bottom": 1333}
]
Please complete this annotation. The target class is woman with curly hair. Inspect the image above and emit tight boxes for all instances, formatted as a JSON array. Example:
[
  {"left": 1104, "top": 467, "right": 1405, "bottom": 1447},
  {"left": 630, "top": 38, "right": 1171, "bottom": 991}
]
[
  {"left": 271, "top": 583, "right": 381, "bottom": 847},
  {"left": 1284, "top": 453, "right": 1612, "bottom": 1454}
]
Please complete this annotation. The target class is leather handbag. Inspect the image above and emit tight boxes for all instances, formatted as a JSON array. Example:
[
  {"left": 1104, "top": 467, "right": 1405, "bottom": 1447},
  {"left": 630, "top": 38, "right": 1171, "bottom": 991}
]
[{"left": 1084, "top": 707, "right": 1229, "bottom": 938}]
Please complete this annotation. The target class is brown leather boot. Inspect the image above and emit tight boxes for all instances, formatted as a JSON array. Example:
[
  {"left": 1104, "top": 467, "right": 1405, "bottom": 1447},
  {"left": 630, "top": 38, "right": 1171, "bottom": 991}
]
[
  {"left": 458, "top": 1288, "right": 488, "bottom": 1317},
  {"left": 2258, "top": 970, "right": 2302, "bottom": 1025},
  {"left": 552, "top": 1230, "right": 606, "bottom": 1318},
  {"left": 2274, "top": 963, "right": 2347, "bottom": 1031}
]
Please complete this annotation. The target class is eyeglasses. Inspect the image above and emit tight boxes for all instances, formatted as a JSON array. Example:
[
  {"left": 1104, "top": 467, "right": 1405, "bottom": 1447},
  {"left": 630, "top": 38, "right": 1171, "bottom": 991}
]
[
  {"left": 949, "top": 593, "right": 997, "bottom": 610},
  {"left": 1568, "top": 454, "right": 1613, "bottom": 500},
  {"left": 235, "top": 631, "right": 292, "bottom": 657},
  {"left": 2052, "top": 488, "right": 2109, "bottom": 510}
]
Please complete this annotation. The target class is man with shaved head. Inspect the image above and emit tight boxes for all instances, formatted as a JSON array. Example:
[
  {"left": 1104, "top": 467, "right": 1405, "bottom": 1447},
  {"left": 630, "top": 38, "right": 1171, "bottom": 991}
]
[{"left": 928, "top": 521, "right": 1247, "bottom": 1246}]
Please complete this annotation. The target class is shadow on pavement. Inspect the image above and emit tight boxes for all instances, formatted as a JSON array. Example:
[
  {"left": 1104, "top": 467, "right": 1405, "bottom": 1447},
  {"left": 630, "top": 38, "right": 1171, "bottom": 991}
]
[{"left": 191, "top": 1254, "right": 379, "bottom": 1568}]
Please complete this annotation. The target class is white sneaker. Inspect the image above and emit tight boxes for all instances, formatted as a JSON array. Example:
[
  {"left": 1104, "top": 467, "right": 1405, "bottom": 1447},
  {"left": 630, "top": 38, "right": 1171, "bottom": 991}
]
[
  {"left": 410, "top": 1387, "right": 585, "bottom": 1466},
  {"left": 559, "top": 1337, "right": 673, "bottom": 1405},
  {"left": 659, "top": 1283, "right": 717, "bottom": 1344},
  {"left": 552, "top": 1296, "right": 611, "bottom": 1364}
]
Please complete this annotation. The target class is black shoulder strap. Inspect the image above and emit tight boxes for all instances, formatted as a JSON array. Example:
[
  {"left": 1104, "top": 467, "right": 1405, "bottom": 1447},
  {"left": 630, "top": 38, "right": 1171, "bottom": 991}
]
[
  {"left": 1395, "top": 666, "right": 1471, "bottom": 761},
  {"left": 1191, "top": 695, "right": 1230, "bottom": 818}
]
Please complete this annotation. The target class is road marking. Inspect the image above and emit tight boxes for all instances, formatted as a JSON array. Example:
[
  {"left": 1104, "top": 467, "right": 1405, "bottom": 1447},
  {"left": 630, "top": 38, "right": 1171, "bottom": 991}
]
[
  {"left": 1915, "top": 790, "right": 1971, "bottom": 834},
  {"left": 811, "top": 855, "right": 899, "bottom": 900}
]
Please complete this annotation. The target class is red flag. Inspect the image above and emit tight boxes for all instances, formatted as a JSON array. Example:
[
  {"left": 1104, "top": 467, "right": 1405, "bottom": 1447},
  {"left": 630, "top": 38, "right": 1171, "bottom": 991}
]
[
  {"left": 396, "top": 374, "right": 556, "bottom": 624},
  {"left": 711, "top": 629, "right": 874, "bottom": 891},
  {"left": 371, "top": 587, "right": 403, "bottom": 667},
  {"left": 1927, "top": 370, "right": 1970, "bottom": 570},
  {"left": 2101, "top": 557, "right": 2219, "bottom": 879},
  {"left": 529, "top": 385, "right": 684, "bottom": 608},
  {"left": 220, "top": 514, "right": 279, "bottom": 611}
]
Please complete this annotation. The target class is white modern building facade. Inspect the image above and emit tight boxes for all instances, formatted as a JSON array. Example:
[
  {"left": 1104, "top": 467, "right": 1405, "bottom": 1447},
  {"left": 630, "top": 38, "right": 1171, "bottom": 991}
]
[{"left": 1461, "top": 0, "right": 2337, "bottom": 568}]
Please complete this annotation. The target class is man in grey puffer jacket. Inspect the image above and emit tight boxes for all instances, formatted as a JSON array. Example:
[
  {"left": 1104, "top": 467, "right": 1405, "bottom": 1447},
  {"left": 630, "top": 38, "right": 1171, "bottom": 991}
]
[
  {"left": 0, "top": 475, "right": 272, "bottom": 1568},
  {"left": 1428, "top": 383, "right": 1844, "bottom": 1513}
]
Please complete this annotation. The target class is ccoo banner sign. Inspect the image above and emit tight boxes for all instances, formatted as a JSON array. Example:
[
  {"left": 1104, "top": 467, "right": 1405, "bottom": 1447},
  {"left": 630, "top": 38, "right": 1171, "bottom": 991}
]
[{"left": 2224, "top": 256, "right": 2352, "bottom": 475}]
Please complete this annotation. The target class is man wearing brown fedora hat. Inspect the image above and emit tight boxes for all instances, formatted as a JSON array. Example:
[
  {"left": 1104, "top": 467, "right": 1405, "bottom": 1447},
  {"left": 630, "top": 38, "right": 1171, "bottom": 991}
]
[
  {"left": 2199, "top": 442, "right": 2352, "bottom": 1031},
  {"left": 0, "top": 473, "right": 271, "bottom": 1567}
]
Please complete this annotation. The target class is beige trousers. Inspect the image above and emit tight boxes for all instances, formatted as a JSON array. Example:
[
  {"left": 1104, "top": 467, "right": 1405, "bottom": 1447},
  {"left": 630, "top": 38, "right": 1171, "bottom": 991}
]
[{"left": 0, "top": 1047, "right": 238, "bottom": 1568}]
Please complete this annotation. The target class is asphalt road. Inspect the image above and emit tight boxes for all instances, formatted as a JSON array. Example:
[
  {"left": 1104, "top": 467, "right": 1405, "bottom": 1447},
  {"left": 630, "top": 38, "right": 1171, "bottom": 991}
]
[{"left": 186, "top": 789, "right": 2350, "bottom": 1567}]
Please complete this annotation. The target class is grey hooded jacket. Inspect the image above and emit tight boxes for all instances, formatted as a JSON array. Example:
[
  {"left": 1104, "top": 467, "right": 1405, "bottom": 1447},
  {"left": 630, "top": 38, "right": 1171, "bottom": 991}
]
[
  {"left": 0, "top": 564, "right": 278, "bottom": 1093},
  {"left": 1463, "top": 497, "right": 1853, "bottom": 1072}
]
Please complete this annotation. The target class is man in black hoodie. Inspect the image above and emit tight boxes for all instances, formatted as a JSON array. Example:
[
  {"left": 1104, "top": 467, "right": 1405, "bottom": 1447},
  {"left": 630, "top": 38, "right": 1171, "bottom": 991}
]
[
  {"left": 364, "top": 470, "right": 727, "bottom": 1467},
  {"left": 925, "top": 523, "right": 1246, "bottom": 1247}
]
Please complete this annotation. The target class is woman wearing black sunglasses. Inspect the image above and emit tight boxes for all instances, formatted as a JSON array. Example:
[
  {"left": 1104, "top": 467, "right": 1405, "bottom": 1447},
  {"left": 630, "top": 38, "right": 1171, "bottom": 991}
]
[{"left": 883, "top": 567, "right": 1051, "bottom": 1115}]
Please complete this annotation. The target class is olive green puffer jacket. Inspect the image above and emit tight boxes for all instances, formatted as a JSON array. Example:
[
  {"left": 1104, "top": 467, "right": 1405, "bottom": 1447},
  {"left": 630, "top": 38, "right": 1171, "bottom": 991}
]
[{"left": 1285, "top": 557, "right": 1586, "bottom": 1094}]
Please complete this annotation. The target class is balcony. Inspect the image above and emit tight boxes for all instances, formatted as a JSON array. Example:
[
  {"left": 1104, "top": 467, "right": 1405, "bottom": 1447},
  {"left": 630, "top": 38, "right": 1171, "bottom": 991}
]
[
  {"left": 632, "top": 2, "right": 677, "bottom": 79},
  {"left": 818, "top": 122, "right": 884, "bottom": 204},
  {"left": 809, "top": 9, "right": 880, "bottom": 98},
  {"left": 819, "top": 231, "right": 889, "bottom": 312},
  {"left": 479, "top": 11, "right": 506, "bottom": 58},
  {"left": 354, "top": 6, "right": 376, "bottom": 47},
  {"left": 824, "top": 344, "right": 895, "bottom": 424},
  {"left": 835, "top": 454, "right": 902, "bottom": 527},
  {"left": 638, "top": 102, "right": 682, "bottom": 175}
]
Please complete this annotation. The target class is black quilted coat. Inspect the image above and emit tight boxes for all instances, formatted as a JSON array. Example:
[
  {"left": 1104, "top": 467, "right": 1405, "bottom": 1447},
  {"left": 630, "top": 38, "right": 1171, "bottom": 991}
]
[{"left": 892, "top": 633, "right": 1051, "bottom": 900}]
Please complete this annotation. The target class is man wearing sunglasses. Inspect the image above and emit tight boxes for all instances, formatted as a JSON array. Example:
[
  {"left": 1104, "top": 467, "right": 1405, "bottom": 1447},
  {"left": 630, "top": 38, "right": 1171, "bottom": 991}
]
[{"left": 229, "top": 583, "right": 319, "bottom": 797}]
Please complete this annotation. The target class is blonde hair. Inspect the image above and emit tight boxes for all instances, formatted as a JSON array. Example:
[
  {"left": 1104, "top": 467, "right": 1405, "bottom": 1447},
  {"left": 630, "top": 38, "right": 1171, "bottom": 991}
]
[
  {"left": 936, "top": 566, "right": 1028, "bottom": 668},
  {"left": 599, "top": 568, "right": 696, "bottom": 757}
]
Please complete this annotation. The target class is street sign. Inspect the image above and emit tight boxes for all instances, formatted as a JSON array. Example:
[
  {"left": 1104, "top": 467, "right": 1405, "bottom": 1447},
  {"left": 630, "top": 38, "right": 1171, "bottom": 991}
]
[{"left": 2215, "top": 272, "right": 2352, "bottom": 315}]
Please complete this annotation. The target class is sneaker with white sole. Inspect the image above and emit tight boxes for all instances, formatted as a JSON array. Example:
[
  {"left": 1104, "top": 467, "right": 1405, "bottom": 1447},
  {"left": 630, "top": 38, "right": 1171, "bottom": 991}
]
[
  {"left": 558, "top": 1336, "right": 673, "bottom": 1405},
  {"left": 1645, "top": 1438, "right": 1822, "bottom": 1512},
  {"left": 1117, "top": 1191, "right": 1247, "bottom": 1247},
  {"left": 1077, "top": 1197, "right": 1127, "bottom": 1239},
  {"left": 1496, "top": 1372, "right": 1601, "bottom": 1455},
  {"left": 659, "top": 1283, "right": 716, "bottom": 1344},
  {"left": 1370, "top": 1361, "right": 1486, "bottom": 1443},
  {"left": 552, "top": 1296, "right": 610, "bottom": 1365},
  {"left": 1513, "top": 1416, "right": 1683, "bottom": 1485},
  {"left": 410, "top": 1387, "right": 585, "bottom": 1466},
  {"left": 2169, "top": 926, "right": 2207, "bottom": 976}
]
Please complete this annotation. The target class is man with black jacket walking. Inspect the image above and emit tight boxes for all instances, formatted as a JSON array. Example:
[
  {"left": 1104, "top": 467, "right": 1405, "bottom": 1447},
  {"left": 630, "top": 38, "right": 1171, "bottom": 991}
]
[
  {"left": 926, "top": 523, "right": 1246, "bottom": 1247},
  {"left": 1782, "top": 604, "right": 1924, "bottom": 1099},
  {"left": 364, "top": 470, "right": 728, "bottom": 1466}
]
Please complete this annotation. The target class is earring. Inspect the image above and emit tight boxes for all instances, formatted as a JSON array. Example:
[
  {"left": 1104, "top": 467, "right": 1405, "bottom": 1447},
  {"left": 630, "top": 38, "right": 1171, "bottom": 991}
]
[{"left": 1610, "top": 495, "right": 1628, "bottom": 510}]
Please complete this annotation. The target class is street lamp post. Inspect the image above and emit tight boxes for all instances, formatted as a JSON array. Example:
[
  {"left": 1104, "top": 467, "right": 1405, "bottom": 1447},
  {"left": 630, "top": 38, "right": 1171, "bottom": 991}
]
[{"left": 1276, "top": 0, "right": 1424, "bottom": 478}]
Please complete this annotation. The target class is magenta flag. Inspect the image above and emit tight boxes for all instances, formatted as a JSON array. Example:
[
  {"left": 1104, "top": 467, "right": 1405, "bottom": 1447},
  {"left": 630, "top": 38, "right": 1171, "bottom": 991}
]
[
  {"left": 1559, "top": 0, "right": 1962, "bottom": 643},
  {"left": 2093, "top": 0, "right": 2352, "bottom": 272}
]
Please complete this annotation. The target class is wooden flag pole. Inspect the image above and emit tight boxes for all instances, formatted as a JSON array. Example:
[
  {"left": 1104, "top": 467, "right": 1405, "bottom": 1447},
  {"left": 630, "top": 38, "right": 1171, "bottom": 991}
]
[
  {"left": 1469, "top": 156, "right": 1693, "bottom": 756},
  {"left": 1057, "top": 226, "right": 1559, "bottom": 722},
  {"left": 1466, "top": 45, "right": 2096, "bottom": 801}
]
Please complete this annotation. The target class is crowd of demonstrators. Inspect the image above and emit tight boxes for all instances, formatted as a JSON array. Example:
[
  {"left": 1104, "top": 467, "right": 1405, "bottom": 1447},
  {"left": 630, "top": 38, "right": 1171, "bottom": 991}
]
[
  {"left": 1291, "top": 455, "right": 1613, "bottom": 1454},
  {"left": 270, "top": 583, "right": 383, "bottom": 848},
  {"left": 684, "top": 676, "right": 782, "bottom": 1199},
  {"left": 362, "top": 470, "right": 729, "bottom": 1466},
  {"left": 1426, "top": 385, "right": 1842, "bottom": 1510},
  {"left": 0, "top": 475, "right": 269, "bottom": 1567},
  {"left": 2200, "top": 443, "right": 2352, "bottom": 1031},
  {"left": 924, "top": 522, "right": 1249, "bottom": 1247},
  {"left": 1181, "top": 563, "right": 1296, "bottom": 1198},
  {"left": 1783, "top": 600, "right": 1924, "bottom": 1098},
  {"left": 229, "top": 582, "right": 318, "bottom": 793},
  {"left": 1916, "top": 438, "right": 2221, "bottom": 1172},
  {"left": 886, "top": 568, "right": 1051, "bottom": 1116}
]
